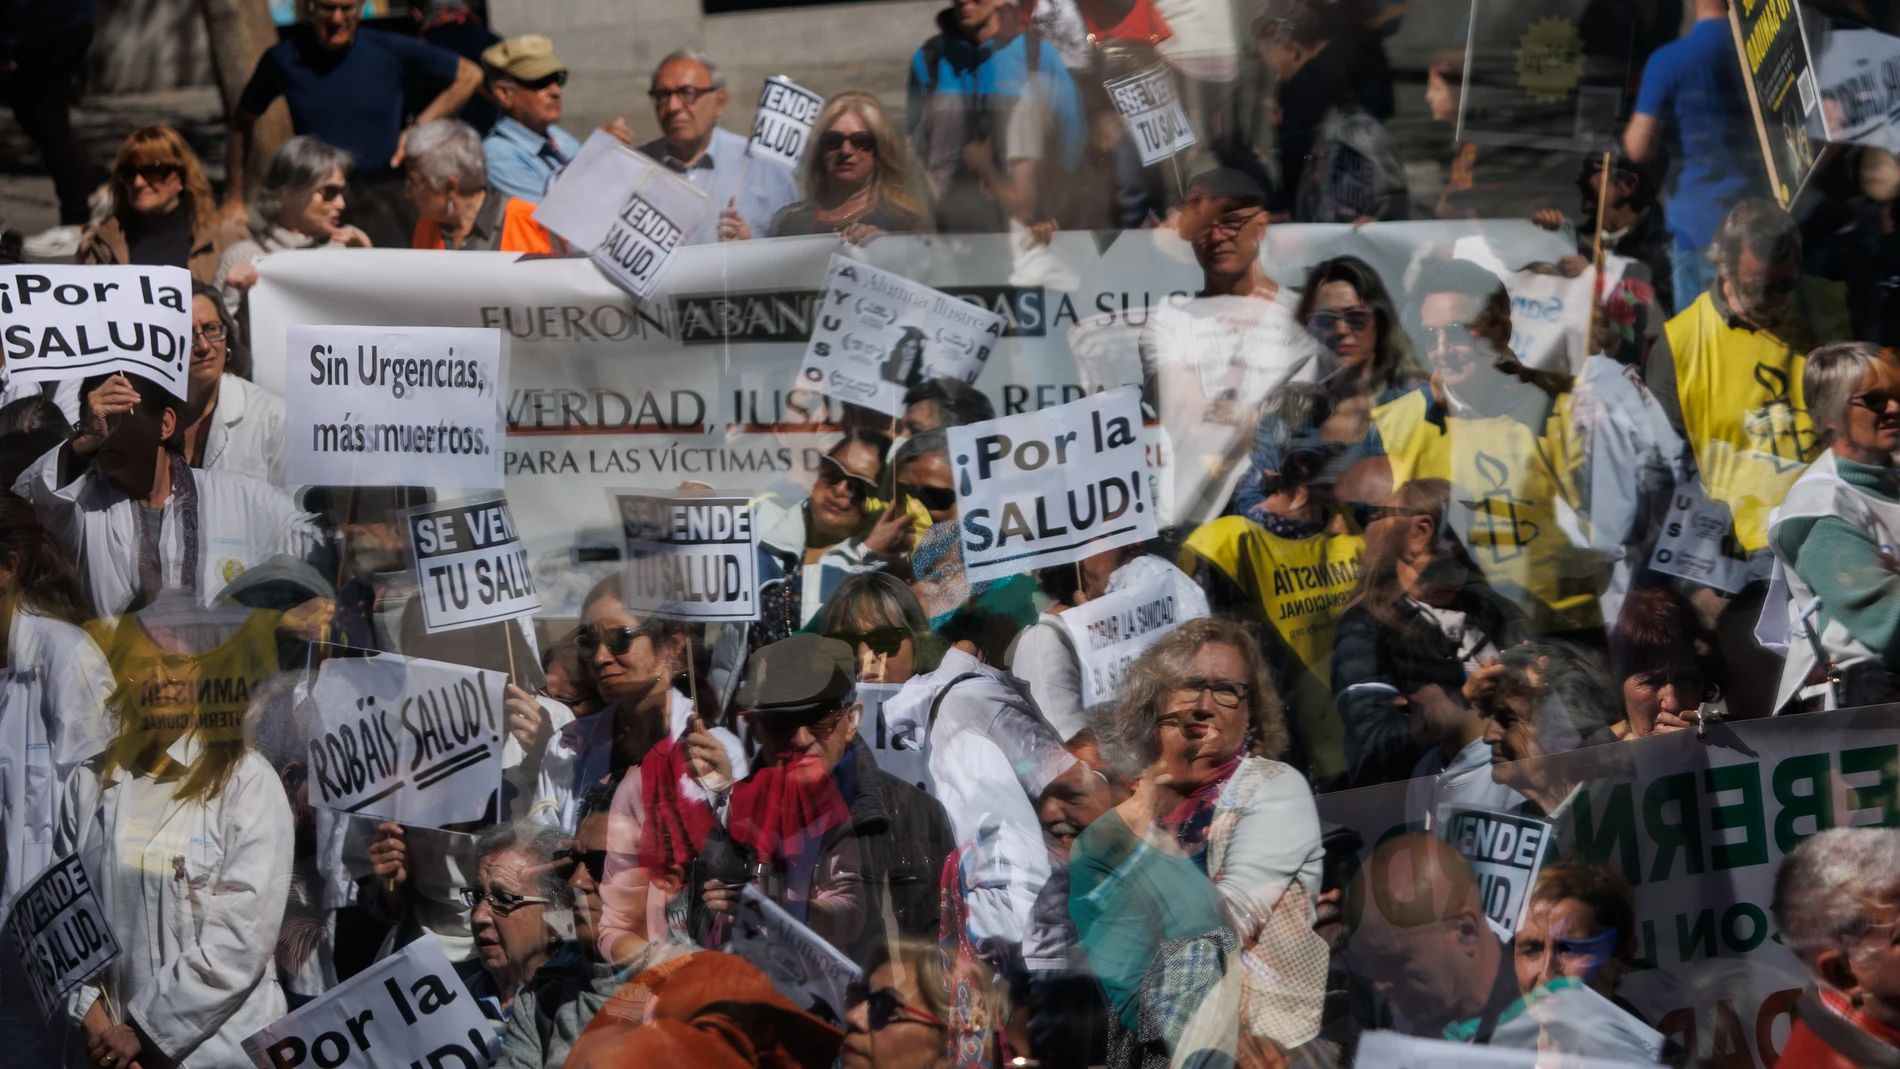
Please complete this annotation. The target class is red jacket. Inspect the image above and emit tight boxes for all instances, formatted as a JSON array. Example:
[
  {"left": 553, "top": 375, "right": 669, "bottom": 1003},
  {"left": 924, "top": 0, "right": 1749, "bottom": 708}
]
[{"left": 1778, "top": 988, "right": 1900, "bottom": 1069}]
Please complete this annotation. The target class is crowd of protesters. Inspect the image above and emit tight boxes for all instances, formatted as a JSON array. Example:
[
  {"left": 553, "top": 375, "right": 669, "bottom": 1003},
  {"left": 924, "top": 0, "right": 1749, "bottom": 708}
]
[{"left": 7, "top": 0, "right": 1900, "bottom": 1067}]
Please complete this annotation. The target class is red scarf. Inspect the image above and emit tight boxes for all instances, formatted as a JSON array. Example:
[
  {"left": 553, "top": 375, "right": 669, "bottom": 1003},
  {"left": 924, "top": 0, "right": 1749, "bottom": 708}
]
[{"left": 636, "top": 742, "right": 852, "bottom": 871}]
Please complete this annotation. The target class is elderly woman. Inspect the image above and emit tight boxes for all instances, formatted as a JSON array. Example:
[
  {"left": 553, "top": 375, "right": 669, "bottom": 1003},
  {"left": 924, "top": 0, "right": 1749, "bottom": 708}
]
[
  {"left": 182, "top": 282, "right": 286, "bottom": 484},
  {"left": 1771, "top": 342, "right": 1900, "bottom": 711},
  {"left": 404, "top": 119, "right": 558, "bottom": 252},
  {"left": 464, "top": 820, "right": 568, "bottom": 1031},
  {"left": 1073, "top": 617, "right": 1328, "bottom": 1064},
  {"left": 78, "top": 125, "right": 237, "bottom": 285},
  {"left": 1608, "top": 585, "right": 1717, "bottom": 738},
  {"left": 751, "top": 91, "right": 924, "bottom": 241},
  {"left": 213, "top": 136, "right": 370, "bottom": 317},
  {"left": 1773, "top": 827, "right": 1900, "bottom": 1067}
]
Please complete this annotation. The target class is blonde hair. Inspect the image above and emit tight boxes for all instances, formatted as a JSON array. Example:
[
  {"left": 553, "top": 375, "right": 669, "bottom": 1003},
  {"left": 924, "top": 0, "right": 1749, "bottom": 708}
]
[
  {"left": 1110, "top": 615, "right": 1289, "bottom": 772},
  {"left": 804, "top": 91, "right": 919, "bottom": 217},
  {"left": 110, "top": 125, "right": 218, "bottom": 233}
]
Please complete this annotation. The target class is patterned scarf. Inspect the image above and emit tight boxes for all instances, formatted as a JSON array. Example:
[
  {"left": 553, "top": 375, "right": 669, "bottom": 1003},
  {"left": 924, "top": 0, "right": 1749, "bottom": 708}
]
[{"left": 132, "top": 452, "right": 198, "bottom": 609}]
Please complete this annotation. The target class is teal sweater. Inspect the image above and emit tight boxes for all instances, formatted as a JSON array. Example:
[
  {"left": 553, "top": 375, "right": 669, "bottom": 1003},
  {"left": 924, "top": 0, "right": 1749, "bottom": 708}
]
[{"left": 1772, "top": 455, "right": 1900, "bottom": 669}]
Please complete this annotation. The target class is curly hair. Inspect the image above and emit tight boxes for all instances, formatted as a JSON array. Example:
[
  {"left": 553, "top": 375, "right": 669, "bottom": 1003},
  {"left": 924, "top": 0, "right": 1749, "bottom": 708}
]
[{"left": 1109, "top": 616, "right": 1288, "bottom": 776}]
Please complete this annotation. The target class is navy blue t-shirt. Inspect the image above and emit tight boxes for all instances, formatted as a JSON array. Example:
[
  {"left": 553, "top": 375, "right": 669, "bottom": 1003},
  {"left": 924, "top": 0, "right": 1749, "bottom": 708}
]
[
  {"left": 238, "top": 26, "right": 461, "bottom": 178},
  {"left": 1633, "top": 18, "right": 1771, "bottom": 249}
]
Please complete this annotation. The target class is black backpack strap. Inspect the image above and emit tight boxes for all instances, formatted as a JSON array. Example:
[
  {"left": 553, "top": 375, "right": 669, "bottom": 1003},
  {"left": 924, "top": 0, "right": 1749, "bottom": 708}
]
[
  {"left": 923, "top": 34, "right": 944, "bottom": 96},
  {"left": 927, "top": 671, "right": 986, "bottom": 727}
]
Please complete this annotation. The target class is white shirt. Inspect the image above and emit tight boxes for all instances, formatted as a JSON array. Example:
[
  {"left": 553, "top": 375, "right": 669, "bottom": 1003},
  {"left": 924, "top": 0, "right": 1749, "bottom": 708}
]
[
  {"left": 1141, "top": 288, "right": 1328, "bottom": 407},
  {"left": 200, "top": 373, "right": 289, "bottom": 487},
  {"left": 1008, "top": 614, "right": 1086, "bottom": 742},
  {"left": 1404, "top": 735, "right": 1526, "bottom": 831}
]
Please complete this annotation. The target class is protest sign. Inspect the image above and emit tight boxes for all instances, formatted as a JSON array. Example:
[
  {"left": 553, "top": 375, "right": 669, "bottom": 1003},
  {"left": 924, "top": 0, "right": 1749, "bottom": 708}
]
[
  {"left": 614, "top": 493, "right": 760, "bottom": 621},
  {"left": 1105, "top": 66, "right": 1196, "bottom": 166},
  {"left": 306, "top": 654, "right": 506, "bottom": 829},
  {"left": 1062, "top": 567, "right": 1206, "bottom": 706},
  {"left": 1647, "top": 479, "right": 1748, "bottom": 594},
  {"left": 949, "top": 386, "right": 1155, "bottom": 584},
  {"left": 2, "top": 852, "right": 120, "bottom": 1019},
  {"left": 285, "top": 325, "right": 507, "bottom": 489},
  {"left": 748, "top": 76, "right": 824, "bottom": 169},
  {"left": 730, "top": 885, "right": 862, "bottom": 1024},
  {"left": 0, "top": 264, "right": 192, "bottom": 400},
  {"left": 242, "top": 934, "right": 494, "bottom": 1069},
  {"left": 1731, "top": 0, "right": 1825, "bottom": 205},
  {"left": 798, "top": 254, "right": 1008, "bottom": 417},
  {"left": 1438, "top": 806, "right": 1554, "bottom": 940},
  {"left": 1454, "top": 0, "right": 1631, "bottom": 153},
  {"left": 591, "top": 168, "right": 707, "bottom": 301},
  {"left": 403, "top": 494, "right": 539, "bottom": 634},
  {"left": 856, "top": 682, "right": 932, "bottom": 792},
  {"left": 1813, "top": 25, "right": 1900, "bottom": 154},
  {"left": 532, "top": 130, "right": 657, "bottom": 251}
]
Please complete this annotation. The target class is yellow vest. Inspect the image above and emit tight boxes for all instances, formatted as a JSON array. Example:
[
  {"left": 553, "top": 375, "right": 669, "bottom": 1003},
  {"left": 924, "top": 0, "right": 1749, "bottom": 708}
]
[
  {"left": 1373, "top": 387, "right": 1603, "bottom": 633},
  {"left": 1666, "top": 279, "right": 1850, "bottom": 552},
  {"left": 90, "top": 610, "right": 281, "bottom": 746},
  {"left": 1182, "top": 515, "right": 1363, "bottom": 781}
]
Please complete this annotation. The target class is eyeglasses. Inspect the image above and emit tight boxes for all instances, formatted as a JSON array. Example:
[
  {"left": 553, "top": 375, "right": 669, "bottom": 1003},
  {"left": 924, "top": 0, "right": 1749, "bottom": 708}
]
[
  {"left": 649, "top": 85, "right": 715, "bottom": 106},
  {"left": 118, "top": 162, "right": 180, "bottom": 186},
  {"left": 555, "top": 845, "right": 607, "bottom": 882},
  {"left": 1421, "top": 323, "right": 1480, "bottom": 352},
  {"left": 314, "top": 184, "right": 345, "bottom": 202},
  {"left": 819, "top": 131, "right": 877, "bottom": 154},
  {"left": 897, "top": 481, "right": 957, "bottom": 513},
  {"left": 513, "top": 70, "right": 568, "bottom": 91},
  {"left": 1207, "top": 210, "right": 1264, "bottom": 237},
  {"left": 1308, "top": 307, "right": 1375, "bottom": 334},
  {"left": 817, "top": 454, "right": 876, "bottom": 502},
  {"left": 1168, "top": 677, "right": 1251, "bottom": 708},
  {"left": 460, "top": 887, "right": 550, "bottom": 914},
  {"left": 192, "top": 323, "right": 226, "bottom": 343},
  {"left": 846, "top": 984, "right": 948, "bottom": 1031},
  {"left": 1850, "top": 390, "right": 1900, "bottom": 413},
  {"left": 576, "top": 623, "right": 650, "bottom": 658},
  {"left": 1732, "top": 275, "right": 1799, "bottom": 300},
  {"left": 832, "top": 626, "right": 909, "bottom": 657}
]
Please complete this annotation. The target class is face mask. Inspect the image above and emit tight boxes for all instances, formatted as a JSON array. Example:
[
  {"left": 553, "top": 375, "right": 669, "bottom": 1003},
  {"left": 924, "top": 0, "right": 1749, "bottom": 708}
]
[{"left": 96, "top": 409, "right": 165, "bottom": 500}]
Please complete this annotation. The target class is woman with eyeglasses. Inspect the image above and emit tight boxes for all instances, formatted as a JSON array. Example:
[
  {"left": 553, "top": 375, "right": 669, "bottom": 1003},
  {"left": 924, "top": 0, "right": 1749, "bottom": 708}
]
[
  {"left": 213, "top": 136, "right": 370, "bottom": 319},
  {"left": 1770, "top": 342, "right": 1900, "bottom": 711},
  {"left": 839, "top": 938, "right": 952, "bottom": 1069},
  {"left": 78, "top": 125, "right": 239, "bottom": 286},
  {"left": 176, "top": 283, "right": 287, "bottom": 485},
  {"left": 734, "top": 92, "right": 923, "bottom": 243}
]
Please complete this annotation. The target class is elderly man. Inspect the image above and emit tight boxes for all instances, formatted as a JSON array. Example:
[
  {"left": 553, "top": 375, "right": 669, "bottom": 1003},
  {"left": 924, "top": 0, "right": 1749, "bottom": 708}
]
[
  {"left": 480, "top": 35, "right": 584, "bottom": 203},
  {"left": 632, "top": 49, "right": 798, "bottom": 245},
  {"left": 1773, "top": 827, "right": 1900, "bottom": 1067},
  {"left": 464, "top": 821, "right": 568, "bottom": 1032}
]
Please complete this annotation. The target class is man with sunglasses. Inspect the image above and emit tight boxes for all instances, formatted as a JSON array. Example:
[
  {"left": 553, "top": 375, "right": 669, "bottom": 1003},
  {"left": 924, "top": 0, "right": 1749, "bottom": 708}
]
[
  {"left": 635, "top": 49, "right": 798, "bottom": 245},
  {"left": 481, "top": 36, "right": 584, "bottom": 204}
]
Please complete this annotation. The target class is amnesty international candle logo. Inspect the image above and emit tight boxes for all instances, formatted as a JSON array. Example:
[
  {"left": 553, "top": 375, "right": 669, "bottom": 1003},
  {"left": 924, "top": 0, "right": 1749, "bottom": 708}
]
[
  {"left": 1515, "top": 17, "right": 1584, "bottom": 103},
  {"left": 1466, "top": 452, "right": 1539, "bottom": 564},
  {"left": 1745, "top": 363, "right": 1815, "bottom": 472}
]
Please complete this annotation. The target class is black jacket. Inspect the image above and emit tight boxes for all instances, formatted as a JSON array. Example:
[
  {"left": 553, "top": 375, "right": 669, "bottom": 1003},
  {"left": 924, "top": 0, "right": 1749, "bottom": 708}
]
[{"left": 830, "top": 738, "right": 956, "bottom": 961}]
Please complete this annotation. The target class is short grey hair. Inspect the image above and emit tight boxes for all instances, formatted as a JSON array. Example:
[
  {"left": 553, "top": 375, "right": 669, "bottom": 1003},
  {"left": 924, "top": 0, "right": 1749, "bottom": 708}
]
[
  {"left": 1773, "top": 827, "right": 1900, "bottom": 964},
  {"left": 472, "top": 818, "right": 570, "bottom": 902},
  {"left": 255, "top": 135, "right": 355, "bottom": 229},
  {"left": 404, "top": 119, "right": 487, "bottom": 192},
  {"left": 1710, "top": 198, "right": 1801, "bottom": 274},
  {"left": 651, "top": 48, "right": 726, "bottom": 91},
  {"left": 1804, "top": 341, "right": 1886, "bottom": 442}
]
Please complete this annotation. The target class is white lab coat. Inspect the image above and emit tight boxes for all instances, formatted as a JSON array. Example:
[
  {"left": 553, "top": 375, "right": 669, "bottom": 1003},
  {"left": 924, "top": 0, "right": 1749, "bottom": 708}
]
[
  {"left": 200, "top": 373, "right": 287, "bottom": 488},
  {"left": 58, "top": 739, "right": 293, "bottom": 1068},
  {"left": 13, "top": 444, "right": 319, "bottom": 616}
]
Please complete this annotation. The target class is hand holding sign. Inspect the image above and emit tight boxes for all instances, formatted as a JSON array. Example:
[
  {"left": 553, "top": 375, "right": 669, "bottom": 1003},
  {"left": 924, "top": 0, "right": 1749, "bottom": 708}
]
[{"left": 0, "top": 265, "right": 193, "bottom": 400}]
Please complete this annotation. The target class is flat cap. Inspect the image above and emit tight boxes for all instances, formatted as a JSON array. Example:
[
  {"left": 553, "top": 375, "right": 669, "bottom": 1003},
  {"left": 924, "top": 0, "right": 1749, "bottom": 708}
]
[
  {"left": 482, "top": 35, "right": 567, "bottom": 83},
  {"left": 736, "top": 633, "right": 857, "bottom": 716},
  {"left": 1186, "top": 167, "right": 1267, "bottom": 205}
]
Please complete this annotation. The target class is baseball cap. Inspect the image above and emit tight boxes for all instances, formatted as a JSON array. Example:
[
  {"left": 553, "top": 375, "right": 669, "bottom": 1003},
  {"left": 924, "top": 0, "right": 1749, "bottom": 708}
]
[
  {"left": 1186, "top": 167, "right": 1267, "bottom": 206},
  {"left": 735, "top": 634, "right": 857, "bottom": 717},
  {"left": 482, "top": 35, "right": 567, "bottom": 83}
]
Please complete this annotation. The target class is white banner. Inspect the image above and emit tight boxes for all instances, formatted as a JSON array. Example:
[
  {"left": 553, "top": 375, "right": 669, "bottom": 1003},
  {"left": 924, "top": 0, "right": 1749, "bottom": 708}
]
[
  {"left": 242, "top": 934, "right": 494, "bottom": 1069},
  {"left": 2, "top": 851, "right": 120, "bottom": 1019},
  {"left": 403, "top": 494, "right": 539, "bottom": 633},
  {"left": 1105, "top": 67, "right": 1196, "bottom": 166},
  {"left": 1437, "top": 805, "right": 1554, "bottom": 941},
  {"left": 285, "top": 325, "right": 507, "bottom": 489},
  {"left": 0, "top": 265, "right": 192, "bottom": 400},
  {"left": 798, "top": 254, "right": 1008, "bottom": 417},
  {"left": 856, "top": 681, "right": 932, "bottom": 793},
  {"left": 1062, "top": 566, "right": 1206, "bottom": 706},
  {"left": 748, "top": 76, "right": 824, "bottom": 169},
  {"left": 730, "top": 885, "right": 862, "bottom": 1024},
  {"left": 614, "top": 493, "right": 760, "bottom": 621},
  {"left": 305, "top": 654, "right": 506, "bottom": 829},
  {"left": 950, "top": 386, "right": 1156, "bottom": 584}
]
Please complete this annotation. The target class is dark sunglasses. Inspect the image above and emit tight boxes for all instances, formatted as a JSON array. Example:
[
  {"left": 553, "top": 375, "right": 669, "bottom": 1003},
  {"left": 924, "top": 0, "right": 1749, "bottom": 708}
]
[
  {"left": 555, "top": 845, "right": 607, "bottom": 881},
  {"left": 897, "top": 482, "right": 956, "bottom": 512},
  {"left": 846, "top": 984, "right": 948, "bottom": 1031},
  {"left": 1735, "top": 275, "right": 1799, "bottom": 299},
  {"left": 119, "top": 162, "right": 180, "bottom": 185},
  {"left": 746, "top": 704, "right": 846, "bottom": 737},
  {"left": 1420, "top": 322, "right": 1479, "bottom": 351},
  {"left": 819, "top": 131, "right": 877, "bottom": 154},
  {"left": 832, "top": 626, "right": 909, "bottom": 657},
  {"left": 817, "top": 454, "right": 876, "bottom": 500},
  {"left": 314, "top": 183, "right": 345, "bottom": 202},
  {"left": 1851, "top": 390, "right": 1900, "bottom": 413},
  {"left": 1346, "top": 502, "right": 1420, "bottom": 529},
  {"left": 576, "top": 623, "right": 649, "bottom": 658},
  {"left": 1308, "top": 307, "right": 1375, "bottom": 334},
  {"left": 513, "top": 70, "right": 568, "bottom": 91},
  {"left": 649, "top": 85, "right": 714, "bottom": 106}
]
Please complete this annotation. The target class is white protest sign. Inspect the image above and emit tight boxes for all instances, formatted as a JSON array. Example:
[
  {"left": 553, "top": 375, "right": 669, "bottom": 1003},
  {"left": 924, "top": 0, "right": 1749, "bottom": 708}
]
[
  {"left": 614, "top": 493, "right": 760, "bottom": 621},
  {"left": 730, "top": 885, "right": 862, "bottom": 1024},
  {"left": 856, "top": 682, "right": 932, "bottom": 793},
  {"left": 0, "top": 264, "right": 192, "bottom": 400},
  {"left": 591, "top": 168, "right": 707, "bottom": 300},
  {"left": 532, "top": 129, "right": 655, "bottom": 251},
  {"left": 1438, "top": 805, "right": 1554, "bottom": 941},
  {"left": 798, "top": 254, "right": 1008, "bottom": 417},
  {"left": 949, "top": 386, "right": 1156, "bottom": 584},
  {"left": 748, "top": 76, "right": 824, "bottom": 169},
  {"left": 2, "top": 852, "right": 120, "bottom": 1019},
  {"left": 286, "top": 325, "right": 506, "bottom": 489},
  {"left": 242, "top": 934, "right": 494, "bottom": 1069},
  {"left": 1647, "top": 478, "right": 1747, "bottom": 594},
  {"left": 1105, "top": 66, "right": 1196, "bottom": 166},
  {"left": 1062, "top": 568, "right": 1206, "bottom": 707},
  {"left": 306, "top": 654, "right": 507, "bottom": 829},
  {"left": 403, "top": 494, "right": 539, "bottom": 634}
]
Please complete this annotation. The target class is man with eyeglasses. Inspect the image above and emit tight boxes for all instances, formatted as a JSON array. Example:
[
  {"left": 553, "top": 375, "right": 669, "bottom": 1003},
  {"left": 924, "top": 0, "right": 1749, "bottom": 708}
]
[
  {"left": 226, "top": 0, "right": 484, "bottom": 247},
  {"left": 481, "top": 35, "right": 586, "bottom": 204},
  {"left": 461, "top": 820, "right": 566, "bottom": 1034},
  {"left": 634, "top": 49, "right": 798, "bottom": 246}
]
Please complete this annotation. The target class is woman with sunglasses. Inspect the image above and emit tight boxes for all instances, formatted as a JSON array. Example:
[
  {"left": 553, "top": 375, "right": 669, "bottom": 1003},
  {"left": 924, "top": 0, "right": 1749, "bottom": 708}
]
[
  {"left": 751, "top": 92, "right": 923, "bottom": 242},
  {"left": 1770, "top": 342, "right": 1900, "bottom": 711},
  {"left": 839, "top": 938, "right": 953, "bottom": 1069},
  {"left": 818, "top": 571, "right": 940, "bottom": 685},
  {"left": 213, "top": 136, "right": 370, "bottom": 319},
  {"left": 78, "top": 125, "right": 239, "bottom": 286}
]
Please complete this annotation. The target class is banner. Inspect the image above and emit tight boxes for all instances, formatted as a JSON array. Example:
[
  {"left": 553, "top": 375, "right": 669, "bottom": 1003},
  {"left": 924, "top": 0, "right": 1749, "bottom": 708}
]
[
  {"left": 950, "top": 386, "right": 1155, "bottom": 584},
  {"left": 729, "top": 885, "right": 862, "bottom": 1024},
  {"left": 242, "top": 934, "right": 494, "bottom": 1069},
  {"left": 305, "top": 654, "right": 506, "bottom": 829},
  {"left": 0, "top": 265, "right": 192, "bottom": 400},
  {"left": 1062, "top": 566, "right": 1206, "bottom": 706},
  {"left": 856, "top": 681, "right": 932, "bottom": 793},
  {"left": 798, "top": 254, "right": 1008, "bottom": 417},
  {"left": 1438, "top": 805, "right": 1555, "bottom": 940},
  {"left": 614, "top": 493, "right": 760, "bottom": 621},
  {"left": 2, "top": 852, "right": 120, "bottom": 1019},
  {"left": 748, "top": 76, "right": 824, "bottom": 169},
  {"left": 1731, "top": 0, "right": 1824, "bottom": 205},
  {"left": 285, "top": 325, "right": 507, "bottom": 489},
  {"left": 403, "top": 494, "right": 539, "bottom": 633},
  {"left": 1105, "top": 66, "right": 1196, "bottom": 166}
]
